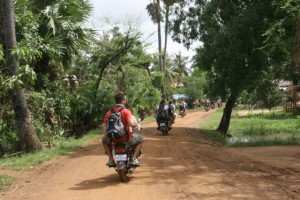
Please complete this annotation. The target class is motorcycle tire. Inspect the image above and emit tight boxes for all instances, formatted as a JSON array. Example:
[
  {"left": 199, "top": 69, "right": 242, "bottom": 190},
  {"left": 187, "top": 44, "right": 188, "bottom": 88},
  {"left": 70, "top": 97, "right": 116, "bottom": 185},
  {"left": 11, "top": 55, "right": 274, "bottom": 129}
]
[
  {"left": 164, "top": 128, "right": 169, "bottom": 135},
  {"left": 118, "top": 169, "right": 127, "bottom": 182}
]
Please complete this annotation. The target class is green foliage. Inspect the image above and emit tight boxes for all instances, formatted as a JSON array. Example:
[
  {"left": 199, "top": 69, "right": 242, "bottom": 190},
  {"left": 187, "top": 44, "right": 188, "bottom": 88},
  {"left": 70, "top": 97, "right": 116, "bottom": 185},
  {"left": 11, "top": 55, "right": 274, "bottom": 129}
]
[
  {"left": 0, "top": 174, "right": 14, "bottom": 190},
  {"left": 151, "top": 71, "right": 165, "bottom": 90},
  {"left": 67, "top": 82, "right": 115, "bottom": 136},
  {"left": 280, "top": 0, "right": 300, "bottom": 17},
  {"left": 170, "top": 0, "right": 296, "bottom": 134},
  {"left": 238, "top": 80, "right": 285, "bottom": 110},
  {"left": 0, "top": 130, "right": 20, "bottom": 156},
  {"left": 176, "top": 68, "right": 207, "bottom": 102},
  {"left": 0, "top": 45, "right": 4, "bottom": 62},
  {"left": 260, "top": 1, "right": 297, "bottom": 82},
  {"left": 1, "top": 65, "right": 37, "bottom": 92}
]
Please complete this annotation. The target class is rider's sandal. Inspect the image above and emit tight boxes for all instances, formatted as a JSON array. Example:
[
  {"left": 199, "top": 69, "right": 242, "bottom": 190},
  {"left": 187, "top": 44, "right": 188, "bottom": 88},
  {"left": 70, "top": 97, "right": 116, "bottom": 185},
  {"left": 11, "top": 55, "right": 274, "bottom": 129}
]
[
  {"left": 131, "top": 158, "right": 140, "bottom": 166},
  {"left": 106, "top": 160, "right": 116, "bottom": 167}
]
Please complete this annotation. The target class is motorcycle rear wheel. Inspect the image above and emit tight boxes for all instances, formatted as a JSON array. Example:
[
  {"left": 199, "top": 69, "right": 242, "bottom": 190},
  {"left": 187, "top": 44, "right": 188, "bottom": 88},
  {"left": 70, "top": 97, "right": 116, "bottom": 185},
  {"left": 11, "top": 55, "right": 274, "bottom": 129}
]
[
  {"left": 118, "top": 169, "right": 127, "bottom": 182},
  {"left": 161, "top": 127, "right": 168, "bottom": 135}
]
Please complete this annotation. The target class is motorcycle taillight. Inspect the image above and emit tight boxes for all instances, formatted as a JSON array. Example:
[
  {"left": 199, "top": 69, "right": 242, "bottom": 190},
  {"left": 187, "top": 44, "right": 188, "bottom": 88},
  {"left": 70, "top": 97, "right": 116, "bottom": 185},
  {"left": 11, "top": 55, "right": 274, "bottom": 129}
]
[{"left": 115, "top": 148, "right": 126, "bottom": 153}]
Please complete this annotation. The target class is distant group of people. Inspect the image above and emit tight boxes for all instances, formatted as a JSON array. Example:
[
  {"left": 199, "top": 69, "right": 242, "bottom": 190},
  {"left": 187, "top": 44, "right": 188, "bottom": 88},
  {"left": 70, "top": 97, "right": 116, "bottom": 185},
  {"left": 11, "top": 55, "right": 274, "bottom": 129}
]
[
  {"left": 155, "top": 97, "right": 187, "bottom": 130},
  {"left": 204, "top": 98, "right": 222, "bottom": 110}
]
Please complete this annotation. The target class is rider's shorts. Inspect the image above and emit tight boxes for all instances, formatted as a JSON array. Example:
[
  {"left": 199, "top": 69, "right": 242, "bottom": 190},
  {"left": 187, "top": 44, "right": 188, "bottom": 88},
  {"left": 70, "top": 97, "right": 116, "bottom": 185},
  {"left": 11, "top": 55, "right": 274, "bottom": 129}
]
[{"left": 102, "top": 133, "right": 144, "bottom": 147}]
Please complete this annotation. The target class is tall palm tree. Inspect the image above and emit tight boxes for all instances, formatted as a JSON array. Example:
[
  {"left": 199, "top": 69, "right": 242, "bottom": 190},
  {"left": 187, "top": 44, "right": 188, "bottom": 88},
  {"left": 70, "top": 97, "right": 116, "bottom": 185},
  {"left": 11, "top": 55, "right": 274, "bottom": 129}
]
[
  {"left": 171, "top": 52, "right": 190, "bottom": 87},
  {"left": 162, "top": 0, "right": 176, "bottom": 72},
  {"left": 1, "top": 0, "right": 42, "bottom": 151},
  {"left": 146, "top": 0, "right": 163, "bottom": 73},
  {"left": 146, "top": 0, "right": 177, "bottom": 96}
]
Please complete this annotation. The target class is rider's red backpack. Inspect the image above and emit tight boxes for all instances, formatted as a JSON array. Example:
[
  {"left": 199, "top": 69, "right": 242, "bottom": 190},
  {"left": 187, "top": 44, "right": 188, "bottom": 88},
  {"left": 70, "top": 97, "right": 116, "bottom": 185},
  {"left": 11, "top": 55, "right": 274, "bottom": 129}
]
[{"left": 105, "top": 107, "right": 127, "bottom": 140}]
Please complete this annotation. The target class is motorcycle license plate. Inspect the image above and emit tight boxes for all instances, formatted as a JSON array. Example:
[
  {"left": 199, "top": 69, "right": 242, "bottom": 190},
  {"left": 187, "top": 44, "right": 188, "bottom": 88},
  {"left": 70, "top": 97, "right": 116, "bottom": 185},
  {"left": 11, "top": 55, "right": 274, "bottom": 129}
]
[
  {"left": 115, "top": 154, "right": 127, "bottom": 161},
  {"left": 160, "top": 123, "right": 166, "bottom": 127}
]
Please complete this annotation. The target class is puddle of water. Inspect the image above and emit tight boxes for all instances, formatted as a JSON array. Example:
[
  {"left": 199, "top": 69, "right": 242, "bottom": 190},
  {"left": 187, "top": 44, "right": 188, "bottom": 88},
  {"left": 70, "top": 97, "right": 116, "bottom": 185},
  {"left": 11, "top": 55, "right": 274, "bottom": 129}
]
[{"left": 227, "top": 136, "right": 249, "bottom": 144}]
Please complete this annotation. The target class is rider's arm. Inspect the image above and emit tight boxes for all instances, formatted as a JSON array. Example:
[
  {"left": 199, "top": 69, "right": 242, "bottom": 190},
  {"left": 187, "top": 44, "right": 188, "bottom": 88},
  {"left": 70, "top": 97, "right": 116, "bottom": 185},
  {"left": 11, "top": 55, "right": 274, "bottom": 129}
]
[
  {"left": 102, "top": 125, "right": 107, "bottom": 136},
  {"left": 128, "top": 117, "right": 138, "bottom": 128},
  {"left": 124, "top": 109, "right": 138, "bottom": 128}
]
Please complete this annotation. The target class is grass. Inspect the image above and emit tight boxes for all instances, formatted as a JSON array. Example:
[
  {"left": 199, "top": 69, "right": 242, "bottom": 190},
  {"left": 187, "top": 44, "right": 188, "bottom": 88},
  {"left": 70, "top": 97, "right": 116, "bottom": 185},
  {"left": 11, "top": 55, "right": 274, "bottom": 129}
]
[
  {"left": 200, "top": 109, "right": 300, "bottom": 147},
  {"left": 0, "top": 174, "right": 15, "bottom": 190},
  {"left": 0, "top": 130, "right": 101, "bottom": 171},
  {"left": 0, "top": 129, "right": 101, "bottom": 189}
]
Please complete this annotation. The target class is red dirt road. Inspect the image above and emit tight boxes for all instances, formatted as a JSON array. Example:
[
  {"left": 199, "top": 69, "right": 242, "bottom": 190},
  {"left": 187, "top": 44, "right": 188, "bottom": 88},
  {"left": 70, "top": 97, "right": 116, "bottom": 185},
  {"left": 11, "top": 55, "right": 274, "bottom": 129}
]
[{"left": 1, "top": 109, "right": 300, "bottom": 200}]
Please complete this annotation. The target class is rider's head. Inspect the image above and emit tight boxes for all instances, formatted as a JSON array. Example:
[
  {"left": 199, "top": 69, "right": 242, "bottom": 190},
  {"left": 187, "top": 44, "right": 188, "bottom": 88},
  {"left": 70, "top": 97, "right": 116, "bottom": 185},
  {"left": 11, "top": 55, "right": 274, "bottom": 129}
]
[
  {"left": 160, "top": 99, "right": 166, "bottom": 105},
  {"left": 115, "top": 92, "right": 127, "bottom": 105}
]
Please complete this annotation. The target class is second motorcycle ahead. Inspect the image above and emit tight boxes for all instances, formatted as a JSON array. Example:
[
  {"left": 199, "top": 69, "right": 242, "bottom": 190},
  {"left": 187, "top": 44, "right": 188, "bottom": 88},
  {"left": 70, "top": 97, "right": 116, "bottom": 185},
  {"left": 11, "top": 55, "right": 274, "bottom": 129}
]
[{"left": 156, "top": 99, "right": 172, "bottom": 135}]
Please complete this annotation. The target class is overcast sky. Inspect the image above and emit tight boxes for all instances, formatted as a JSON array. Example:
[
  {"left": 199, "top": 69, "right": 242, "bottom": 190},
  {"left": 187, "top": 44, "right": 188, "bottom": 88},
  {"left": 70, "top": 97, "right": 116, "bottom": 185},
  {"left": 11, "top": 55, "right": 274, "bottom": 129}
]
[{"left": 88, "top": 0, "right": 195, "bottom": 63}]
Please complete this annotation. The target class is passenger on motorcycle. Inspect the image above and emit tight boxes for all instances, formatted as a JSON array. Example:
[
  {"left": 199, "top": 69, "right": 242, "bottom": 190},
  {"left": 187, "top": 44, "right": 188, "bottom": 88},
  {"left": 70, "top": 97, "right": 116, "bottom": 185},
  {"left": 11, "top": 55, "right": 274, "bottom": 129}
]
[
  {"left": 102, "top": 92, "right": 144, "bottom": 167},
  {"left": 179, "top": 99, "right": 187, "bottom": 113},
  {"left": 210, "top": 101, "right": 215, "bottom": 109},
  {"left": 204, "top": 99, "right": 210, "bottom": 109},
  {"left": 155, "top": 99, "right": 170, "bottom": 130},
  {"left": 168, "top": 100, "right": 176, "bottom": 124}
]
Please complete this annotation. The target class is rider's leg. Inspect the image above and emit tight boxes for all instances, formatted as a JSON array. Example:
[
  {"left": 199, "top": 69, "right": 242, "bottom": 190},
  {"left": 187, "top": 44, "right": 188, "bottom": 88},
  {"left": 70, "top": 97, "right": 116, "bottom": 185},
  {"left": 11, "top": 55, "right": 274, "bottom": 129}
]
[
  {"left": 131, "top": 133, "right": 144, "bottom": 160},
  {"left": 133, "top": 142, "right": 143, "bottom": 159},
  {"left": 102, "top": 136, "right": 113, "bottom": 161}
]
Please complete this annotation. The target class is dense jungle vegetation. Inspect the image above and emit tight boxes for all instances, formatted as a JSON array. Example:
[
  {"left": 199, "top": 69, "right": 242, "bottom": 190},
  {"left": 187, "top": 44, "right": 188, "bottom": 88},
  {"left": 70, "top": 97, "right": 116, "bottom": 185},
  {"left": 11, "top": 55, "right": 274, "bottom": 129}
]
[{"left": 0, "top": 0, "right": 299, "bottom": 156}]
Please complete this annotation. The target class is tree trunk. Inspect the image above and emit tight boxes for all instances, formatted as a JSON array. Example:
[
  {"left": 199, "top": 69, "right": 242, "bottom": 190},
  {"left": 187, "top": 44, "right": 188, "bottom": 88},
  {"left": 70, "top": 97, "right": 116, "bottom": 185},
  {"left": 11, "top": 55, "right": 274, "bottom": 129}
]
[
  {"left": 216, "top": 95, "right": 237, "bottom": 136},
  {"left": 162, "top": 4, "right": 169, "bottom": 72},
  {"left": 156, "top": 0, "right": 165, "bottom": 95},
  {"left": 292, "top": 17, "right": 300, "bottom": 76},
  {"left": 157, "top": 0, "right": 163, "bottom": 73},
  {"left": 162, "top": 4, "right": 170, "bottom": 97},
  {"left": 1, "top": 0, "right": 42, "bottom": 152}
]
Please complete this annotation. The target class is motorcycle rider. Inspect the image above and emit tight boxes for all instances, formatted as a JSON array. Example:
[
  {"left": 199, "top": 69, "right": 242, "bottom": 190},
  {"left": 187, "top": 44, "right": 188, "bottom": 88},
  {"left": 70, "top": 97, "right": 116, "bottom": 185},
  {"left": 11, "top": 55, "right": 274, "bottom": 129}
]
[
  {"left": 102, "top": 92, "right": 144, "bottom": 167},
  {"left": 168, "top": 100, "right": 176, "bottom": 124},
  {"left": 155, "top": 99, "right": 170, "bottom": 130},
  {"left": 210, "top": 100, "right": 215, "bottom": 109},
  {"left": 204, "top": 99, "right": 210, "bottom": 111},
  {"left": 217, "top": 98, "right": 222, "bottom": 108},
  {"left": 179, "top": 99, "right": 187, "bottom": 114}
]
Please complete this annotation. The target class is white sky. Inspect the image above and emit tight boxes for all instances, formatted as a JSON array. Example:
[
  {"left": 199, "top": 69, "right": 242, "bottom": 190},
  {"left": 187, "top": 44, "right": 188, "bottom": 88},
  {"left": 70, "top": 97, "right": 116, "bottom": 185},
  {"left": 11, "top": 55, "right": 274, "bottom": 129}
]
[{"left": 88, "top": 0, "right": 196, "bottom": 65}]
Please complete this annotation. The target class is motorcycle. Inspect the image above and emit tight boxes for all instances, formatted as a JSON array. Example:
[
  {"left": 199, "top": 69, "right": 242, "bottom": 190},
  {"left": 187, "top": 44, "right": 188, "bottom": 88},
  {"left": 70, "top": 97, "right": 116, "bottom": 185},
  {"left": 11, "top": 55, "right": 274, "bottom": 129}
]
[
  {"left": 109, "top": 119, "right": 143, "bottom": 182},
  {"left": 210, "top": 102, "right": 215, "bottom": 109},
  {"left": 110, "top": 141, "right": 140, "bottom": 182},
  {"left": 179, "top": 108, "right": 186, "bottom": 117},
  {"left": 204, "top": 104, "right": 210, "bottom": 112},
  {"left": 159, "top": 119, "right": 170, "bottom": 135}
]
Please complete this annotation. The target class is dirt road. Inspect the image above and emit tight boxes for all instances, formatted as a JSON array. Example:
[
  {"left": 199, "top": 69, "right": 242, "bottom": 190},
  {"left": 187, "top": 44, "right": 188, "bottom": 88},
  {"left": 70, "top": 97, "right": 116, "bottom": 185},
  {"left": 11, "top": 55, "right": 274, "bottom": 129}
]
[{"left": 1, "top": 109, "right": 299, "bottom": 200}]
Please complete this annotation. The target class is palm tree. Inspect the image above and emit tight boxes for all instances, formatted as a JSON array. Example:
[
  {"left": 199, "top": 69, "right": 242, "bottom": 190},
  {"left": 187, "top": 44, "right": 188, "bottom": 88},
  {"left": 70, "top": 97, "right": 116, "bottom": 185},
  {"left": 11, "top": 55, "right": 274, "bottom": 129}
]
[
  {"left": 146, "top": 0, "right": 163, "bottom": 73},
  {"left": 146, "top": 0, "right": 177, "bottom": 96},
  {"left": 171, "top": 52, "right": 190, "bottom": 87},
  {"left": 162, "top": 0, "right": 176, "bottom": 73},
  {"left": 15, "top": 0, "right": 94, "bottom": 84},
  {"left": 1, "top": 0, "right": 42, "bottom": 152}
]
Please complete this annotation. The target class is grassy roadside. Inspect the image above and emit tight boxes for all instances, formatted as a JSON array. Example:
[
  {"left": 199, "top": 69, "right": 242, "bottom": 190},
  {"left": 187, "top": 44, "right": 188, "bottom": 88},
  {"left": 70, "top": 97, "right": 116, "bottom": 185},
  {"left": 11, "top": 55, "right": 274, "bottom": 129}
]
[
  {"left": 0, "top": 129, "right": 101, "bottom": 189},
  {"left": 200, "top": 109, "right": 300, "bottom": 147}
]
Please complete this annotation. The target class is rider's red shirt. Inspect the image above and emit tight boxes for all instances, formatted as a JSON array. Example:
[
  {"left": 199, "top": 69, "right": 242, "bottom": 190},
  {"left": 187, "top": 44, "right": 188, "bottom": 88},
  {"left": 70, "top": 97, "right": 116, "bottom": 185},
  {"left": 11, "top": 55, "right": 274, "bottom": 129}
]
[{"left": 103, "top": 105, "right": 133, "bottom": 142}]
